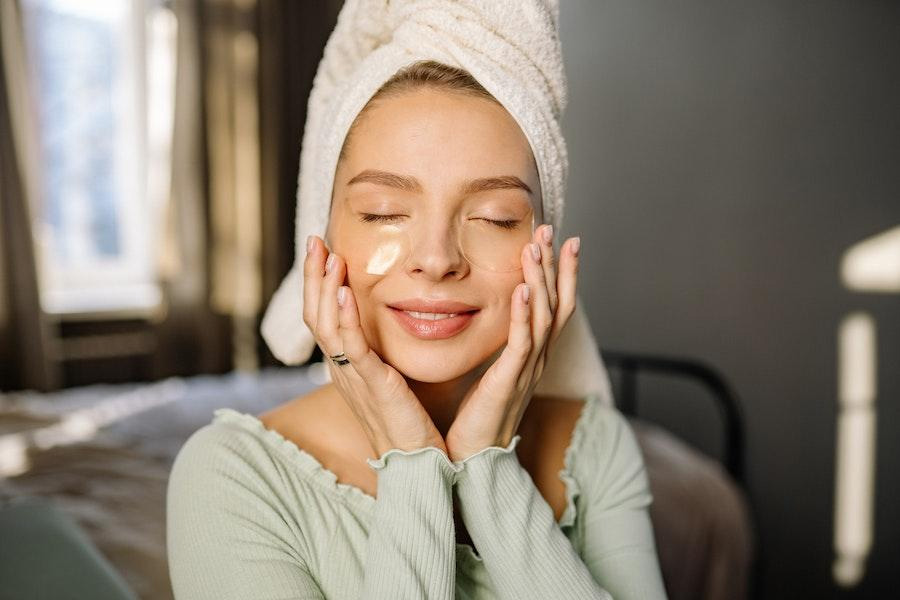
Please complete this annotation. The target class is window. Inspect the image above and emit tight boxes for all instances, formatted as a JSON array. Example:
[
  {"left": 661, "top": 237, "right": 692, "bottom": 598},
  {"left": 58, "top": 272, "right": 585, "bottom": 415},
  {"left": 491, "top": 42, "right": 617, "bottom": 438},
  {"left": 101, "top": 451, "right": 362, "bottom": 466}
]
[{"left": 20, "top": 0, "right": 177, "bottom": 317}]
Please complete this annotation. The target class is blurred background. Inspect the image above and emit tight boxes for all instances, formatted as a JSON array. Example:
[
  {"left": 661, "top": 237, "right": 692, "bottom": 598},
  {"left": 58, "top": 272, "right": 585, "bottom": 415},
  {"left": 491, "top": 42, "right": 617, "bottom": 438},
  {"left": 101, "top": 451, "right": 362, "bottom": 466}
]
[{"left": 0, "top": 1, "right": 897, "bottom": 599}]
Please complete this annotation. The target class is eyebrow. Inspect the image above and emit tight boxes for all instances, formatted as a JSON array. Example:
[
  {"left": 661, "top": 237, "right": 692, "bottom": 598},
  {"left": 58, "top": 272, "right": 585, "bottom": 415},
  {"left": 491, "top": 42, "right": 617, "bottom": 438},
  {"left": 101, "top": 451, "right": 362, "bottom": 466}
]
[{"left": 346, "top": 169, "right": 534, "bottom": 197}]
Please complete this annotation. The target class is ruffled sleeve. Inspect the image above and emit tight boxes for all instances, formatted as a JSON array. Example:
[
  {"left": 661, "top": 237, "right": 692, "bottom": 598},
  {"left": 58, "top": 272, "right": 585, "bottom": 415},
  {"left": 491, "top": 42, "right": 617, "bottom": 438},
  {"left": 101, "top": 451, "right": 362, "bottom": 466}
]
[
  {"left": 451, "top": 396, "right": 669, "bottom": 600},
  {"left": 451, "top": 429, "right": 614, "bottom": 599},
  {"left": 360, "top": 445, "right": 462, "bottom": 598}
]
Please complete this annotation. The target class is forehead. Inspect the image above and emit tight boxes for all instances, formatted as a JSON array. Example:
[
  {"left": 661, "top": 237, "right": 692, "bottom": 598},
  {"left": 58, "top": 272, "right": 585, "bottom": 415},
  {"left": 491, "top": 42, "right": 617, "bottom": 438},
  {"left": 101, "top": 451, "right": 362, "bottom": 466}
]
[{"left": 340, "top": 88, "right": 539, "bottom": 192}]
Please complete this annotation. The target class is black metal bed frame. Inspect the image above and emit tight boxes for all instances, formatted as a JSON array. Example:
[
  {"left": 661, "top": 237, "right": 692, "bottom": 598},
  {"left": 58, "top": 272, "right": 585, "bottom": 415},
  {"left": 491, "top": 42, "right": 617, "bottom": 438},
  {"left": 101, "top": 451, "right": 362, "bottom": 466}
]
[{"left": 600, "top": 348, "right": 746, "bottom": 485}]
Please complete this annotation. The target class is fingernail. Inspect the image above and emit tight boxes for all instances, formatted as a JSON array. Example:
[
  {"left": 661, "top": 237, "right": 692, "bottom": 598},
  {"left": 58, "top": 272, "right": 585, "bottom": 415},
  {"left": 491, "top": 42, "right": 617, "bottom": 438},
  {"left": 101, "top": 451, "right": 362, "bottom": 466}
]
[
  {"left": 530, "top": 243, "right": 541, "bottom": 262},
  {"left": 571, "top": 237, "right": 580, "bottom": 256},
  {"left": 542, "top": 225, "right": 553, "bottom": 245},
  {"left": 325, "top": 254, "right": 335, "bottom": 274},
  {"left": 307, "top": 235, "right": 314, "bottom": 254},
  {"left": 337, "top": 286, "right": 347, "bottom": 307},
  {"left": 521, "top": 283, "right": 530, "bottom": 304}
]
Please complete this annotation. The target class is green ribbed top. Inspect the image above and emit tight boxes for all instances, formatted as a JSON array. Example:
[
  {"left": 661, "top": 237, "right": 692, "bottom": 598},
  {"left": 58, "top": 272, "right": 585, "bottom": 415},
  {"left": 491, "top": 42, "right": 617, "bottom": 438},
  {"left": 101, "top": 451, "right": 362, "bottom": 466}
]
[{"left": 166, "top": 393, "right": 667, "bottom": 599}]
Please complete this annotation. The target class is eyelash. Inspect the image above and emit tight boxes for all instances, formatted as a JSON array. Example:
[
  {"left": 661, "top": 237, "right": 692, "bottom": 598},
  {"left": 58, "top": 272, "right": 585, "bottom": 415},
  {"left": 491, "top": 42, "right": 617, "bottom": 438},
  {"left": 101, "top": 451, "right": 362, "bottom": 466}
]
[{"left": 359, "top": 214, "right": 520, "bottom": 230}]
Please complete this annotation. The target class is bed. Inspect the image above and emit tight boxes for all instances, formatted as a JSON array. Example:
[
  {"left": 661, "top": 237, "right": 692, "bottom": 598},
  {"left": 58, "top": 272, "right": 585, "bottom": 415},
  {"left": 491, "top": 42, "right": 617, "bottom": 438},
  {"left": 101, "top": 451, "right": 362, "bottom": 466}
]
[{"left": 0, "top": 356, "right": 754, "bottom": 599}]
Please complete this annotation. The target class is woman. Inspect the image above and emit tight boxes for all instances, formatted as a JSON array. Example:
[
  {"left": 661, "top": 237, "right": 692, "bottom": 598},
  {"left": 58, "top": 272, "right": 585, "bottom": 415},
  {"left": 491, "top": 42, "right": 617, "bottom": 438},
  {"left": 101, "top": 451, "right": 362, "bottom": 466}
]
[{"left": 167, "top": 3, "right": 667, "bottom": 599}]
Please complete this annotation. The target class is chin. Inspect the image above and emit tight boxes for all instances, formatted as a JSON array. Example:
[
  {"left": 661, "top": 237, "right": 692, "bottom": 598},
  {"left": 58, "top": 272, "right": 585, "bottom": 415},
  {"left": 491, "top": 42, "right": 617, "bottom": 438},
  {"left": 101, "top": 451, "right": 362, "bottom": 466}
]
[{"left": 376, "top": 338, "right": 491, "bottom": 383}]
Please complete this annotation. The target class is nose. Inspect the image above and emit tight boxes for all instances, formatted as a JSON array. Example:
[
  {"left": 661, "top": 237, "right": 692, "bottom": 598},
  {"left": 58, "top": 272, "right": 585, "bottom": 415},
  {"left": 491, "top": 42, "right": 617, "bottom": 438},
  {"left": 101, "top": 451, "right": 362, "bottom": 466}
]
[{"left": 404, "top": 220, "right": 469, "bottom": 282}]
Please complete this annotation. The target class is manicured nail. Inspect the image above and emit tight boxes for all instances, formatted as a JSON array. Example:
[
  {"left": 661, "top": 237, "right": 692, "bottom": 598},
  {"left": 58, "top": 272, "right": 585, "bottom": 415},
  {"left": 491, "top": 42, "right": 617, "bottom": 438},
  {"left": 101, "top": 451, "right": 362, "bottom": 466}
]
[
  {"left": 325, "top": 254, "right": 335, "bottom": 274},
  {"left": 337, "top": 286, "right": 347, "bottom": 307},
  {"left": 542, "top": 224, "right": 553, "bottom": 245},
  {"left": 307, "top": 235, "right": 314, "bottom": 253},
  {"left": 521, "top": 283, "right": 530, "bottom": 304},
  {"left": 530, "top": 243, "right": 541, "bottom": 262},
  {"left": 570, "top": 237, "right": 580, "bottom": 256}
]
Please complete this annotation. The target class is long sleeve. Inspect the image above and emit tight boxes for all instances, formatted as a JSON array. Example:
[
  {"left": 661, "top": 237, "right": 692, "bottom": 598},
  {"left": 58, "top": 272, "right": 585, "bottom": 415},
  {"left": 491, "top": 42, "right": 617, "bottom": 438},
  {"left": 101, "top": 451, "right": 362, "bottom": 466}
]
[
  {"left": 167, "top": 425, "right": 327, "bottom": 599},
  {"left": 167, "top": 420, "right": 462, "bottom": 600},
  {"left": 452, "top": 435, "right": 613, "bottom": 599},
  {"left": 452, "top": 403, "right": 667, "bottom": 600},
  {"left": 361, "top": 446, "right": 461, "bottom": 599},
  {"left": 577, "top": 407, "right": 668, "bottom": 599}
]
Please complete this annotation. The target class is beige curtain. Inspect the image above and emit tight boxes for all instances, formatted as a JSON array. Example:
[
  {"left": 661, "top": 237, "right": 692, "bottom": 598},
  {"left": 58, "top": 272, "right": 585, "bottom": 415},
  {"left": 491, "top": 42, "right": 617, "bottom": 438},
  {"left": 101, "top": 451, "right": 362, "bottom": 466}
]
[
  {"left": 158, "top": 0, "right": 204, "bottom": 298},
  {"left": 151, "top": 0, "right": 266, "bottom": 377},
  {"left": 0, "top": 0, "right": 59, "bottom": 391},
  {"left": 201, "top": 0, "right": 263, "bottom": 371},
  {"left": 153, "top": 0, "right": 218, "bottom": 353}
]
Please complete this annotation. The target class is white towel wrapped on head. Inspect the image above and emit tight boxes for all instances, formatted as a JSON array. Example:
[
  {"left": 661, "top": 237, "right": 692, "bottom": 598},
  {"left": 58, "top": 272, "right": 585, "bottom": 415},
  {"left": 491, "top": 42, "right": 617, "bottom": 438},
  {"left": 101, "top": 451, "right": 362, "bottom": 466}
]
[{"left": 261, "top": 0, "right": 614, "bottom": 406}]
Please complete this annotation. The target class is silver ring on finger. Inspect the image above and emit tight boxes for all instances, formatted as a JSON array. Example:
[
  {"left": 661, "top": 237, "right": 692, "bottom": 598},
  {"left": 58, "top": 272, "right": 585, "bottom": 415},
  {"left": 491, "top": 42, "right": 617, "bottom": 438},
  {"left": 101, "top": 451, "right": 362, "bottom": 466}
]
[{"left": 329, "top": 352, "right": 350, "bottom": 366}]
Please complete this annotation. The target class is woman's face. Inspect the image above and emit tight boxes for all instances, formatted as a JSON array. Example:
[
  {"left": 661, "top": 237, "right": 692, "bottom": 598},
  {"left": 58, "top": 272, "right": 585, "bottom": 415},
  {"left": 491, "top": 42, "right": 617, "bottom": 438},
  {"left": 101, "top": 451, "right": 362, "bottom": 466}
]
[{"left": 327, "top": 87, "right": 541, "bottom": 383}]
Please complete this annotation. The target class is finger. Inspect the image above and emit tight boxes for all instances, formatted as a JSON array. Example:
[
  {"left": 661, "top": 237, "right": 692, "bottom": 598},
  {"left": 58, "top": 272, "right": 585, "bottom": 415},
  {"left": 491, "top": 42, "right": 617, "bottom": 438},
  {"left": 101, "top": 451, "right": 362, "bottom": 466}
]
[
  {"left": 537, "top": 224, "right": 558, "bottom": 314},
  {"left": 316, "top": 251, "right": 346, "bottom": 357},
  {"left": 523, "top": 240, "right": 553, "bottom": 348},
  {"left": 336, "top": 285, "right": 383, "bottom": 381},
  {"left": 482, "top": 282, "right": 533, "bottom": 393},
  {"left": 303, "top": 235, "right": 326, "bottom": 331},
  {"left": 548, "top": 236, "right": 580, "bottom": 353}
]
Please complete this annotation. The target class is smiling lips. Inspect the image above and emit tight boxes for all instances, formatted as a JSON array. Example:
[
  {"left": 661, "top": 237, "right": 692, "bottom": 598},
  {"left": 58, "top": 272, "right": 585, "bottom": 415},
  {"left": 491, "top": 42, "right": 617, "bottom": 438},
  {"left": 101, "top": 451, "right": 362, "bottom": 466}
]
[{"left": 387, "top": 298, "right": 480, "bottom": 339}]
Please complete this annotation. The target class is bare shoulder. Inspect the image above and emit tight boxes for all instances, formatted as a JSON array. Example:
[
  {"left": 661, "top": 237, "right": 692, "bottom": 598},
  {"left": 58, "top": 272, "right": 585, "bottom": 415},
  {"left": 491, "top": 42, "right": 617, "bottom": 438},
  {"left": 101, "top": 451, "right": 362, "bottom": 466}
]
[
  {"left": 257, "top": 384, "right": 334, "bottom": 462},
  {"left": 521, "top": 394, "right": 588, "bottom": 446},
  {"left": 518, "top": 394, "right": 589, "bottom": 521},
  {"left": 257, "top": 384, "right": 335, "bottom": 429},
  {"left": 257, "top": 384, "right": 379, "bottom": 497}
]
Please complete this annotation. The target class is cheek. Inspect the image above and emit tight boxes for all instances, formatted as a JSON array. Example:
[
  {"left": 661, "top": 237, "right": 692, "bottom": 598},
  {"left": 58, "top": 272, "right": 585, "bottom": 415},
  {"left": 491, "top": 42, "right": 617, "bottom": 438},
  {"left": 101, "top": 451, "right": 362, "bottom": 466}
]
[
  {"left": 344, "top": 263, "right": 378, "bottom": 305},
  {"left": 343, "top": 262, "right": 386, "bottom": 344},
  {"left": 484, "top": 272, "right": 525, "bottom": 328},
  {"left": 495, "top": 271, "right": 525, "bottom": 305}
]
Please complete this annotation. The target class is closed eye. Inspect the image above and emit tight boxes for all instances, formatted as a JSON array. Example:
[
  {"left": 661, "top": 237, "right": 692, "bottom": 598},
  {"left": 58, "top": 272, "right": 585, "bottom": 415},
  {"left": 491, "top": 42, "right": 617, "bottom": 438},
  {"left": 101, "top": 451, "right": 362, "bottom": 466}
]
[
  {"left": 359, "top": 213, "right": 404, "bottom": 223},
  {"left": 479, "top": 218, "right": 520, "bottom": 230}
]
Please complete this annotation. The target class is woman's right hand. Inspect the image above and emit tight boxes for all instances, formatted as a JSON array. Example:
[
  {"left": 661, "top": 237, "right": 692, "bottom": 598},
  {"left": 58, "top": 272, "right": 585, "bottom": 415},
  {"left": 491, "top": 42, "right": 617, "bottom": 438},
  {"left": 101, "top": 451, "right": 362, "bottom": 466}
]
[{"left": 303, "top": 235, "right": 448, "bottom": 458}]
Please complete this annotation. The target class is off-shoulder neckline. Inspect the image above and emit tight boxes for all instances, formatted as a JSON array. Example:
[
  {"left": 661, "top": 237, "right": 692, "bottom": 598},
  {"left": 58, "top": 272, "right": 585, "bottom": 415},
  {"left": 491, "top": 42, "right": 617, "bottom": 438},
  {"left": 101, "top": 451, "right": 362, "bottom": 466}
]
[{"left": 211, "top": 392, "right": 602, "bottom": 564}]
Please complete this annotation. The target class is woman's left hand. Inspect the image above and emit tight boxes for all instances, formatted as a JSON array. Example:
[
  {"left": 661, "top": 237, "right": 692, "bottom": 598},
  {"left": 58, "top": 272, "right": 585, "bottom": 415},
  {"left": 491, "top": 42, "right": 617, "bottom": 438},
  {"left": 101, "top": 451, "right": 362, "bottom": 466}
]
[{"left": 445, "top": 224, "right": 581, "bottom": 462}]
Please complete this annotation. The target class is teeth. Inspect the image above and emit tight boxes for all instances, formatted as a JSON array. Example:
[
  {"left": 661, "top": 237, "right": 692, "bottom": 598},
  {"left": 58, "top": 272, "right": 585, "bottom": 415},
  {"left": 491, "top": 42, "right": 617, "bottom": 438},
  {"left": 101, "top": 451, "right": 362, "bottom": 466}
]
[{"left": 404, "top": 310, "right": 459, "bottom": 320}]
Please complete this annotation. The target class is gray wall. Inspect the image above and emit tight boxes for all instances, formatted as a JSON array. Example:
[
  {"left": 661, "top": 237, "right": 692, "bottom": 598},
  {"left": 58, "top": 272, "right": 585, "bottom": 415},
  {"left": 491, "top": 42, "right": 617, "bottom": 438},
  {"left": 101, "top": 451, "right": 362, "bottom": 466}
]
[{"left": 558, "top": 1, "right": 899, "bottom": 598}]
